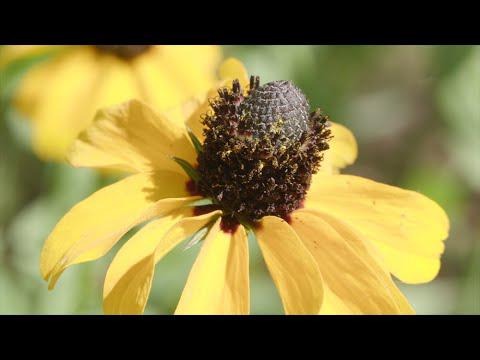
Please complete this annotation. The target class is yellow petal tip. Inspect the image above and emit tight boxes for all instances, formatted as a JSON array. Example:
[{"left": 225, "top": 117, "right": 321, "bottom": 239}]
[{"left": 219, "top": 58, "right": 249, "bottom": 86}]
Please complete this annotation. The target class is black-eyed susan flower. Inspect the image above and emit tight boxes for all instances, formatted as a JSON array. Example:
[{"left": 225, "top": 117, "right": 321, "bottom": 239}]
[
  {"left": 0, "top": 45, "right": 222, "bottom": 161},
  {"left": 40, "top": 61, "right": 449, "bottom": 314}
]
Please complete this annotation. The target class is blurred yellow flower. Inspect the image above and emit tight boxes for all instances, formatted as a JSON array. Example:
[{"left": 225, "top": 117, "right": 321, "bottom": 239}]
[
  {"left": 40, "top": 59, "right": 449, "bottom": 314},
  {"left": 0, "top": 45, "right": 222, "bottom": 161}
]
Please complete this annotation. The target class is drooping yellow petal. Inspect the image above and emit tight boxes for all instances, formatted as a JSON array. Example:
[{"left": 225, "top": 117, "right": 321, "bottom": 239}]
[
  {"left": 175, "top": 219, "right": 250, "bottom": 315},
  {"left": 24, "top": 47, "right": 103, "bottom": 161},
  {"left": 320, "top": 122, "right": 358, "bottom": 173},
  {"left": 104, "top": 251, "right": 155, "bottom": 315},
  {"left": 291, "top": 208, "right": 414, "bottom": 314},
  {"left": 255, "top": 216, "right": 323, "bottom": 315},
  {"left": 103, "top": 210, "right": 188, "bottom": 315},
  {"left": 40, "top": 171, "right": 194, "bottom": 289},
  {"left": 306, "top": 173, "right": 449, "bottom": 284},
  {"left": 104, "top": 208, "right": 222, "bottom": 314},
  {"left": 152, "top": 210, "right": 223, "bottom": 263},
  {"left": 103, "top": 207, "right": 222, "bottom": 315},
  {"left": 68, "top": 99, "right": 196, "bottom": 174}
]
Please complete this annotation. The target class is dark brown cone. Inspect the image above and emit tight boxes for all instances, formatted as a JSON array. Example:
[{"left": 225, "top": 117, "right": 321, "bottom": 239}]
[{"left": 197, "top": 76, "right": 332, "bottom": 222}]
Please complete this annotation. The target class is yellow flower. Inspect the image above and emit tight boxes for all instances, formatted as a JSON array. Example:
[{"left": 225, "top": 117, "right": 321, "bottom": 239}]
[
  {"left": 40, "top": 60, "right": 449, "bottom": 314},
  {"left": 0, "top": 45, "right": 222, "bottom": 161}
]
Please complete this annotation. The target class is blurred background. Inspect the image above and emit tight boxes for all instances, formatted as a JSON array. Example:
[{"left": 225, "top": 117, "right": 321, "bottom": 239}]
[{"left": 0, "top": 45, "right": 478, "bottom": 314}]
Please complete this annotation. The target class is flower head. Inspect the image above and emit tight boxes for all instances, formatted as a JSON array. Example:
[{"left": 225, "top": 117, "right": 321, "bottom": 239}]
[
  {"left": 1, "top": 45, "right": 222, "bottom": 161},
  {"left": 197, "top": 77, "right": 331, "bottom": 221},
  {"left": 40, "top": 60, "right": 449, "bottom": 314}
]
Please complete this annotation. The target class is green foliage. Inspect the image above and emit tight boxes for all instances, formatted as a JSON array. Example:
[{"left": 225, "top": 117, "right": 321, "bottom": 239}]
[
  {"left": 187, "top": 127, "right": 203, "bottom": 155},
  {"left": 172, "top": 157, "right": 200, "bottom": 182}
]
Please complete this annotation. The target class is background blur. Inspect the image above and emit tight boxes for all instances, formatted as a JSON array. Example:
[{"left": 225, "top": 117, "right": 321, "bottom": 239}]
[{"left": 0, "top": 45, "right": 478, "bottom": 314}]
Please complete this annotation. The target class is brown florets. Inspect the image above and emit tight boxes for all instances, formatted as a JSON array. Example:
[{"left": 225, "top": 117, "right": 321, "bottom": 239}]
[
  {"left": 95, "top": 45, "right": 151, "bottom": 59},
  {"left": 197, "top": 76, "right": 332, "bottom": 222}
]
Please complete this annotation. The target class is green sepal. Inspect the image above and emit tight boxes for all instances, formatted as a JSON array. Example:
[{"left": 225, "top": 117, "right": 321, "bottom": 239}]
[
  {"left": 187, "top": 198, "right": 215, "bottom": 207},
  {"left": 187, "top": 127, "right": 203, "bottom": 155},
  {"left": 172, "top": 157, "right": 200, "bottom": 182}
]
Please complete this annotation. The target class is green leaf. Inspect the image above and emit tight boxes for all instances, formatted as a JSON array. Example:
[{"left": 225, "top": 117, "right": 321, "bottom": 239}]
[
  {"left": 187, "top": 127, "right": 203, "bottom": 155},
  {"left": 172, "top": 157, "right": 199, "bottom": 182}
]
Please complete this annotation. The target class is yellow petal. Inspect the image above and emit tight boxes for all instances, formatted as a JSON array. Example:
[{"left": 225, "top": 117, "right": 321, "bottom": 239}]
[
  {"left": 255, "top": 216, "right": 323, "bottom": 315},
  {"left": 13, "top": 59, "right": 57, "bottom": 118},
  {"left": 152, "top": 210, "right": 223, "bottom": 263},
  {"left": 219, "top": 57, "right": 249, "bottom": 87},
  {"left": 320, "top": 122, "right": 358, "bottom": 173},
  {"left": 80, "top": 54, "right": 142, "bottom": 123},
  {"left": 0, "top": 45, "right": 63, "bottom": 68},
  {"left": 11, "top": 47, "right": 149, "bottom": 161},
  {"left": 133, "top": 45, "right": 221, "bottom": 117},
  {"left": 103, "top": 211, "right": 187, "bottom": 315},
  {"left": 306, "top": 174, "right": 449, "bottom": 284},
  {"left": 40, "top": 171, "right": 193, "bottom": 289},
  {"left": 25, "top": 47, "right": 103, "bottom": 161},
  {"left": 148, "top": 46, "right": 222, "bottom": 99},
  {"left": 68, "top": 99, "right": 196, "bottom": 173},
  {"left": 5, "top": 45, "right": 223, "bottom": 161},
  {"left": 103, "top": 207, "right": 222, "bottom": 314},
  {"left": 184, "top": 94, "right": 212, "bottom": 142},
  {"left": 104, "top": 251, "right": 155, "bottom": 315},
  {"left": 184, "top": 57, "right": 250, "bottom": 141},
  {"left": 132, "top": 49, "right": 190, "bottom": 111},
  {"left": 291, "top": 208, "right": 414, "bottom": 314},
  {"left": 5, "top": 46, "right": 69, "bottom": 116},
  {"left": 175, "top": 219, "right": 250, "bottom": 315},
  {"left": 164, "top": 95, "right": 205, "bottom": 130}
]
